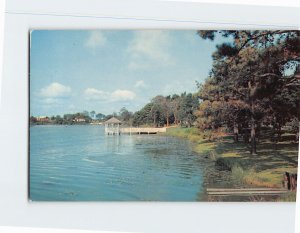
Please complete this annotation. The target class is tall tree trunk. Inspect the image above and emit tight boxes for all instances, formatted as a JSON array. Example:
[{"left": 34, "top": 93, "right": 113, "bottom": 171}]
[
  {"left": 233, "top": 121, "right": 239, "bottom": 142},
  {"left": 277, "top": 123, "right": 282, "bottom": 142},
  {"left": 153, "top": 112, "right": 156, "bottom": 127},
  {"left": 166, "top": 112, "right": 169, "bottom": 127},
  {"left": 250, "top": 100, "right": 257, "bottom": 155}
]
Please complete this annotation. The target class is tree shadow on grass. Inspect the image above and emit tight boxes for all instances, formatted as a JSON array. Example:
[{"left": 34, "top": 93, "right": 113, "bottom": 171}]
[{"left": 215, "top": 136, "right": 298, "bottom": 173}]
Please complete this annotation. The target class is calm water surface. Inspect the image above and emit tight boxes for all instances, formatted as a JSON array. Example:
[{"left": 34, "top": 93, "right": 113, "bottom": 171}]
[{"left": 30, "top": 125, "right": 229, "bottom": 201}]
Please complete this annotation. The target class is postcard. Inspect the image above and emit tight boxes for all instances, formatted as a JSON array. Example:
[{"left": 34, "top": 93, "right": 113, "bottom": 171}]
[{"left": 29, "top": 30, "right": 299, "bottom": 201}]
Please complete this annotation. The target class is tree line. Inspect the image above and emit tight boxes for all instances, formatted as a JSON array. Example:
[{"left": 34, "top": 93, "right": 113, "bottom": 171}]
[
  {"left": 30, "top": 92, "right": 199, "bottom": 128},
  {"left": 30, "top": 111, "right": 106, "bottom": 125},
  {"left": 195, "top": 30, "right": 300, "bottom": 155},
  {"left": 110, "top": 93, "right": 198, "bottom": 128},
  {"left": 131, "top": 93, "right": 198, "bottom": 127}
]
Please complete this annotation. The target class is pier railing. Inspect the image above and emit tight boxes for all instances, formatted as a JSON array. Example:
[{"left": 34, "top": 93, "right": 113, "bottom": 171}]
[
  {"left": 105, "top": 127, "right": 166, "bottom": 135},
  {"left": 121, "top": 127, "right": 166, "bottom": 134}
]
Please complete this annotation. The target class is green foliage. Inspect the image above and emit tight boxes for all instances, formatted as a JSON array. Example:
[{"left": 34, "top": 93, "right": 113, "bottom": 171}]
[
  {"left": 177, "top": 93, "right": 198, "bottom": 127},
  {"left": 96, "top": 113, "right": 105, "bottom": 120},
  {"left": 119, "top": 107, "right": 133, "bottom": 124},
  {"left": 166, "top": 127, "right": 200, "bottom": 141},
  {"left": 132, "top": 93, "right": 199, "bottom": 127},
  {"left": 196, "top": 30, "right": 300, "bottom": 152},
  {"left": 132, "top": 103, "right": 158, "bottom": 127}
]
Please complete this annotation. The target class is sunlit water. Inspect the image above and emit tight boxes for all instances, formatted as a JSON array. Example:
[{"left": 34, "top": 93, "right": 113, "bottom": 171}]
[{"left": 30, "top": 125, "right": 231, "bottom": 201}]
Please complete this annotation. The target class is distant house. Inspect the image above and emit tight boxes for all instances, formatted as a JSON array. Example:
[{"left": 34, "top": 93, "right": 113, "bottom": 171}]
[
  {"left": 36, "top": 116, "right": 49, "bottom": 122},
  {"left": 73, "top": 117, "right": 86, "bottom": 123}
]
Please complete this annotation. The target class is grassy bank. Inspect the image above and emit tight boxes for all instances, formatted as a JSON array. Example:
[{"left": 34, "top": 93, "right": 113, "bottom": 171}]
[
  {"left": 166, "top": 127, "right": 217, "bottom": 155},
  {"left": 166, "top": 127, "right": 298, "bottom": 198}
]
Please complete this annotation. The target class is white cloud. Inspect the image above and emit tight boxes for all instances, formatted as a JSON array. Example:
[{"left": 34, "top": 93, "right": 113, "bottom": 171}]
[
  {"left": 111, "top": 89, "right": 136, "bottom": 101},
  {"left": 84, "top": 88, "right": 110, "bottom": 100},
  {"left": 85, "top": 31, "right": 107, "bottom": 48},
  {"left": 84, "top": 88, "right": 136, "bottom": 102},
  {"left": 127, "top": 30, "right": 173, "bottom": 70},
  {"left": 39, "top": 82, "right": 71, "bottom": 98},
  {"left": 134, "top": 80, "right": 146, "bottom": 88}
]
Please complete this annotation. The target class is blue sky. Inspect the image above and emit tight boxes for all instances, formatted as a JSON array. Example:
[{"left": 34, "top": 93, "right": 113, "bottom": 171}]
[{"left": 30, "top": 30, "right": 226, "bottom": 116}]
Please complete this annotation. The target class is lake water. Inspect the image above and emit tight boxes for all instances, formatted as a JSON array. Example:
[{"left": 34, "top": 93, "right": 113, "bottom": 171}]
[{"left": 30, "top": 125, "right": 228, "bottom": 201}]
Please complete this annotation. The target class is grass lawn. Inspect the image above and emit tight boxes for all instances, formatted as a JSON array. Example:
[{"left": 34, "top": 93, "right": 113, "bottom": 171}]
[{"left": 166, "top": 126, "right": 299, "bottom": 198}]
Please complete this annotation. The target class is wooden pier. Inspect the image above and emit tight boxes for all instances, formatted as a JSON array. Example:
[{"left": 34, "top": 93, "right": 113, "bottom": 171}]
[
  {"left": 121, "top": 127, "right": 166, "bottom": 134},
  {"left": 104, "top": 117, "right": 166, "bottom": 135},
  {"left": 106, "top": 127, "right": 166, "bottom": 135}
]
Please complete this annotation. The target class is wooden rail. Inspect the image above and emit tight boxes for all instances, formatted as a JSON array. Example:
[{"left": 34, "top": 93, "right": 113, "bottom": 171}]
[
  {"left": 206, "top": 188, "right": 290, "bottom": 196},
  {"left": 207, "top": 172, "right": 297, "bottom": 196},
  {"left": 120, "top": 127, "right": 166, "bottom": 134},
  {"left": 105, "top": 127, "right": 166, "bottom": 135}
]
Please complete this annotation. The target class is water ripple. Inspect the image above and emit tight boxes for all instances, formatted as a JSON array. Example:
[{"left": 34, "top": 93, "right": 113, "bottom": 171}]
[{"left": 29, "top": 125, "right": 217, "bottom": 201}]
